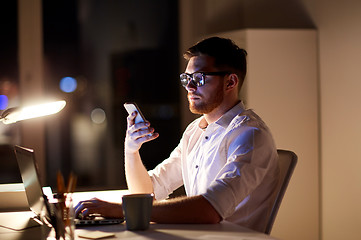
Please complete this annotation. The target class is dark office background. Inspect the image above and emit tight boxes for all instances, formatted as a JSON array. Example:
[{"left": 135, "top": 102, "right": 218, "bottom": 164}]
[{"left": 0, "top": 0, "right": 181, "bottom": 190}]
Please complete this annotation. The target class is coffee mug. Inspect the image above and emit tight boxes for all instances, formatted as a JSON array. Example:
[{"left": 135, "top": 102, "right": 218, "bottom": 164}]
[{"left": 122, "top": 193, "right": 153, "bottom": 230}]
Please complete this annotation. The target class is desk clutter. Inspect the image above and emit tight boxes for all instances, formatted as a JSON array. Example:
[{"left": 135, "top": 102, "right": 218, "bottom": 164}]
[{"left": 47, "top": 172, "right": 77, "bottom": 240}]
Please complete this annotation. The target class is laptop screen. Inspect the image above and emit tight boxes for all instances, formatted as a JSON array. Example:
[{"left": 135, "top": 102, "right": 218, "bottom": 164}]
[{"left": 14, "top": 145, "right": 45, "bottom": 217}]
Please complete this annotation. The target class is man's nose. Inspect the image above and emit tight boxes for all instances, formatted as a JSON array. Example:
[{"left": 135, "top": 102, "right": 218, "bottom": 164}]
[{"left": 185, "top": 80, "right": 197, "bottom": 92}]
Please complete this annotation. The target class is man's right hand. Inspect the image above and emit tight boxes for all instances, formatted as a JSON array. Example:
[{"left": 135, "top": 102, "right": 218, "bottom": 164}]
[{"left": 125, "top": 111, "right": 159, "bottom": 154}]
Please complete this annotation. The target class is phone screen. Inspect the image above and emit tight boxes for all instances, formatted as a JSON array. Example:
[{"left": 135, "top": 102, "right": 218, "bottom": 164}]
[{"left": 123, "top": 102, "right": 147, "bottom": 124}]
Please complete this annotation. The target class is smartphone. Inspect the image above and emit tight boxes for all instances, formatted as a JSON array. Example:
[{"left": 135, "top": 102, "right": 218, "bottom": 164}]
[{"left": 123, "top": 102, "right": 147, "bottom": 124}]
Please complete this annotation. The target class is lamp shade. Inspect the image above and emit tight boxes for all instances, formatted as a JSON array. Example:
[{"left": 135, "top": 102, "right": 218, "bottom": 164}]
[{"left": 0, "top": 100, "right": 66, "bottom": 124}]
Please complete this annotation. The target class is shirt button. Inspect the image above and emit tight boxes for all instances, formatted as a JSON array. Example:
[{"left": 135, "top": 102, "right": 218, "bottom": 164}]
[
  {"left": 195, "top": 165, "right": 199, "bottom": 168},
  {"left": 205, "top": 136, "right": 209, "bottom": 140}
]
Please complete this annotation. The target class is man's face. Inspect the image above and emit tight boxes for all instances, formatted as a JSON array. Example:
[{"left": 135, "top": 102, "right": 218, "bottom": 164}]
[{"left": 184, "top": 55, "right": 225, "bottom": 115}]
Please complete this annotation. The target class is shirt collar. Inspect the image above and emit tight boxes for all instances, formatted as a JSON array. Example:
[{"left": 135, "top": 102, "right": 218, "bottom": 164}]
[{"left": 198, "top": 101, "right": 245, "bottom": 129}]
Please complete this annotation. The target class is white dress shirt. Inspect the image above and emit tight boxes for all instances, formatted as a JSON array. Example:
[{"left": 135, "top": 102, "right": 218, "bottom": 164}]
[{"left": 149, "top": 102, "right": 279, "bottom": 232}]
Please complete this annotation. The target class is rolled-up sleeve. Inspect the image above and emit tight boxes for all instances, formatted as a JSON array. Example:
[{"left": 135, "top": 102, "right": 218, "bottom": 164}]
[{"left": 202, "top": 126, "right": 274, "bottom": 219}]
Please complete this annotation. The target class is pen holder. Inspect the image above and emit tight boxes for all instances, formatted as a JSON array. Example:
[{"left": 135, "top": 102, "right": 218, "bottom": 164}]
[{"left": 52, "top": 194, "right": 75, "bottom": 240}]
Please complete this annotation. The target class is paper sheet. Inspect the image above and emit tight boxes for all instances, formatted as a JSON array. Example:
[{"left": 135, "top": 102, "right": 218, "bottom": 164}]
[{"left": 78, "top": 231, "right": 116, "bottom": 239}]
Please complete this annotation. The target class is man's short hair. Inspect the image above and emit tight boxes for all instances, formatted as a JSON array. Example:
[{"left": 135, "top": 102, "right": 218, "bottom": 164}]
[{"left": 183, "top": 37, "right": 248, "bottom": 82}]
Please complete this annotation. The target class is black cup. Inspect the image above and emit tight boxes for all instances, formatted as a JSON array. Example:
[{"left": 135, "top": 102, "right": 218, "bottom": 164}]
[{"left": 122, "top": 194, "right": 153, "bottom": 231}]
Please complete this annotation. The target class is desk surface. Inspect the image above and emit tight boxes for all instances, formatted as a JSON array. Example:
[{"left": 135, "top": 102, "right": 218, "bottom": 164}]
[
  {"left": 75, "top": 221, "right": 278, "bottom": 240},
  {"left": 0, "top": 215, "right": 278, "bottom": 240},
  {"left": 0, "top": 189, "right": 279, "bottom": 240}
]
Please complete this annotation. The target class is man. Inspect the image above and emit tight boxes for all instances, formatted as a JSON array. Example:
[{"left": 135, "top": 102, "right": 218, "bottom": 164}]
[{"left": 75, "top": 37, "right": 279, "bottom": 232}]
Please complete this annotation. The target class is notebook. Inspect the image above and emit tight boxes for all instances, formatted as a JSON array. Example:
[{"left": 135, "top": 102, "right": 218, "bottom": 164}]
[{"left": 14, "top": 145, "right": 123, "bottom": 227}]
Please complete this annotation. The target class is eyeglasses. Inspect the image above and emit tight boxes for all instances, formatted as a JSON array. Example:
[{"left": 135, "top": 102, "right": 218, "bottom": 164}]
[{"left": 180, "top": 71, "right": 230, "bottom": 88}]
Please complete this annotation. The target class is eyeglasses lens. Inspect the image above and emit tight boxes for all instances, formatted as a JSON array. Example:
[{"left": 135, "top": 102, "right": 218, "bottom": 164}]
[{"left": 180, "top": 74, "right": 189, "bottom": 87}]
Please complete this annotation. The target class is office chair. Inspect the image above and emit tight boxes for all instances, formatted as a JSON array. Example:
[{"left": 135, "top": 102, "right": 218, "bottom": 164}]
[{"left": 264, "top": 149, "right": 298, "bottom": 234}]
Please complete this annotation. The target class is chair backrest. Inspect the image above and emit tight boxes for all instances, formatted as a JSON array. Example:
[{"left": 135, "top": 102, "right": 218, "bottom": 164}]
[{"left": 264, "top": 149, "right": 297, "bottom": 234}]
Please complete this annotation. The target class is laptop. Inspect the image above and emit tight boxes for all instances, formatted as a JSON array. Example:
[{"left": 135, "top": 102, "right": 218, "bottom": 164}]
[
  {"left": 0, "top": 145, "right": 52, "bottom": 232},
  {"left": 13, "top": 145, "right": 123, "bottom": 227}
]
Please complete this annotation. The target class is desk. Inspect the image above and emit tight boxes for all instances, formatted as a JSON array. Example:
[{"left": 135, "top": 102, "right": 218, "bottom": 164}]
[
  {"left": 0, "top": 189, "right": 279, "bottom": 240},
  {"left": 0, "top": 215, "right": 278, "bottom": 240},
  {"left": 75, "top": 221, "right": 278, "bottom": 240}
]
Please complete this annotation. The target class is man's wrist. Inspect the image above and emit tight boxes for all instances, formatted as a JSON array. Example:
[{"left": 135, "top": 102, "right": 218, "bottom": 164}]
[{"left": 124, "top": 149, "right": 140, "bottom": 159}]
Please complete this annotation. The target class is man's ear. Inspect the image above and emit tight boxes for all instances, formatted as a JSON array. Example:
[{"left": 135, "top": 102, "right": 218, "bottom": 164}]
[{"left": 225, "top": 73, "right": 239, "bottom": 90}]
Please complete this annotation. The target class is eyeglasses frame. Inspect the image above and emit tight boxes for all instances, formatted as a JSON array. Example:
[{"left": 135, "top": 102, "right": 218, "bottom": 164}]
[{"left": 180, "top": 71, "right": 231, "bottom": 88}]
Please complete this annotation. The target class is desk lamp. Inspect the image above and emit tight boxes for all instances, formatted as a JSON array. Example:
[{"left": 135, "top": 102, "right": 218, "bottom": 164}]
[{"left": 0, "top": 100, "right": 66, "bottom": 124}]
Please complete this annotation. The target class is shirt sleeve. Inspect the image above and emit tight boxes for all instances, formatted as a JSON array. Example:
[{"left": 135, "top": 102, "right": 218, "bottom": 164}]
[
  {"left": 202, "top": 124, "right": 276, "bottom": 219},
  {"left": 148, "top": 142, "right": 184, "bottom": 200}
]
